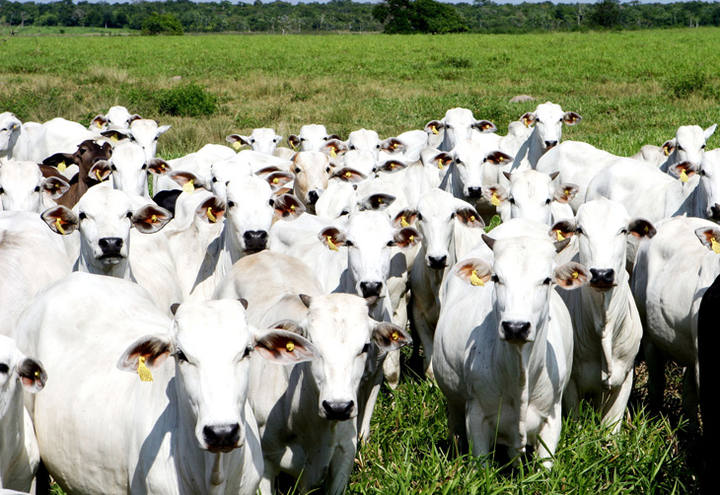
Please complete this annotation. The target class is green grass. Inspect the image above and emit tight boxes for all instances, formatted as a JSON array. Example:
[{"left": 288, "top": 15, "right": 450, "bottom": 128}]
[{"left": 6, "top": 29, "right": 711, "bottom": 493}]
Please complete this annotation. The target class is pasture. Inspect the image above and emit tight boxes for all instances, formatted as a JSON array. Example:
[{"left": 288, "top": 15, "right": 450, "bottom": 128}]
[{"left": 3, "top": 28, "right": 716, "bottom": 493}]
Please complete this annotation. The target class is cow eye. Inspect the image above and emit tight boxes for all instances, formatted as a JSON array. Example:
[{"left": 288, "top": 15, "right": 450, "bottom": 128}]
[
  {"left": 699, "top": 169, "right": 707, "bottom": 176},
  {"left": 491, "top": 274, "right": 499, "bottom": 283},
  {"left": 360, "top": 343, "right": 370, "bottom": 354},
  {"left": 620, "top": 228, "right": 628, "bottom": 235},
  {"left": 417, "top": 213, "right": 423, "bottom": 221},
  {"left": 508, "top": 197, "right": 516, "bottom": 205},
  {"left": 79, "top": 212, "right": 87, "bottom": 220},
  {"left": 450, "top": 212, "right": 456, "bottom": 219},
  {"left": 0, "top": 187, "right": 4, "bottom": 194},
  {"left": 575, "top": 227, "right": 583, "bottom": 235},
  {"left": 141, "top": 164, "right": 147, "bottom": 170},
  {"left": 250, "top": 138, "right": 255, "bottom": 144},
  {"left": 325, "top": 167, "right": 331, "bottom": 173},
  {"left": 386, "top": 240, "right": 396, "bottom": 247},
  {"left": 34, "top": 186, "right": 41, "bottom": 192},
  {"left": 110, "top": 164, "right": 117, "bottom": 171},
  {"left": 702, "top": 144, "right": 707, "bottom": 149},
  {"left": 543, "top": 277, "right": 552, "bottom": 285},
  {"left": 545, "top": 198, "right": 552, "bottom": 205},
  {"left": 211, "top": 177, "right": 218, "bottom": 183},
  {"left": 344, "top": 240, "right": 354, "bottom": 247},
  {"left": 174, "top": 350, "right": 188, "bottom": 363},
  {"left": 677, "top": 145, "right": 685, "bottom": 152},
  {"left": 340, "top": 209, "right": 349, "bottom": 216},
  {"left": 375, "top": 144, "right": 380, "bottom": 149},
  {"left": 126, "top": 211, "right": 133, "bottom": 218},
  {"left": 294, "top": 167, "right": 301, "bottom": 174},
  {"left": 228, "top": 201, "right": 236, "bottom": 208},
  {"left": 242, "top": 346, "right": 252, "bottom": 359},
  {"left": 0, "top": 363, "right": 8, "bottom": 374},
  {"left": 268, "top": 199, "right": 274, "bottom": 206}
]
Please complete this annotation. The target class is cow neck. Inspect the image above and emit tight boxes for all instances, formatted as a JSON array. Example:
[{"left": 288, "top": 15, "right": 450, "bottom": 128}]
[
  {"left": 0, "top": 382, "right": 26, "bottom": 476},
  {"left": 78, "top": 247, "right": 135, "bottom": 281},
  {"left": 526, "top": 126, "right": 547, "bottom": 169},
  {"left": 668, "top": 174, "right": 703, "bottom": 218}
]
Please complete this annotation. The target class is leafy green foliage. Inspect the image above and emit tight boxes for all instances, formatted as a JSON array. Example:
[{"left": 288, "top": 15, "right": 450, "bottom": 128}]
[
  {"left": 373, "top": 0, "right": 468, "bottom": 34},
  {"left": 128, "top": 84, "right": 218, "bottom": 117},
  {"left": 666, "top": 70, "right": 709, "bottom": 99},
  {"left": 141, "top": 12, "right": 183, "bottom": 35}
]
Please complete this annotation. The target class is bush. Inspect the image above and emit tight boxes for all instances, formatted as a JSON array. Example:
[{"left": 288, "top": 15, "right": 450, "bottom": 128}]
[
  {"left": 666, "top": 70, "right": 708, "bottom": 98},
  {"left": 142, "top": 12, "right": 183, "bottom": 35},
  {"left": 128, "top": 84, "right": 218, "bottom": 117}
]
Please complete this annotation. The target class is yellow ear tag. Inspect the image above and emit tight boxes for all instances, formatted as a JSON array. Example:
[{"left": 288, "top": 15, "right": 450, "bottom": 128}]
[
  {"left": 182, "top": 180, "right": 195, "bottom": 194},
  {"left": 151, "top": 214, "right": 158, "bottom": 223},
  {"left": 137, "top": 356, "right": 153, "bottom": 382},
  {"left": 327, "top": 236, "right": 339, "bottom": 251},
  {"left": 290, "top": 204, "right": 296, "bottom": 211},
  {"left": 95, "top": 169, "right": 103, "bottom": 181},
  {"left": 391, "top": 331, "right": 400, "bottom": 341},
  {"left": 664, "top": 146, "right": 671, "bottom": 157},
  {"left": 711, "top": 237, "right": 720, "bottom": 254},
  {"left": 54, "top": 217, "right": 66, "bottom": 235},
  {"left": 285, "top": 341, "right": 295, "bottom": 352},
  {"left": 431, "top": 125, "right": 439, "bottom": 135},
  {"left": 330, "top": 148, "right": 337, "bottom": 158},
  {"left": 272, "top": 177, "right": 279, "bottom": 184},
  {"left": 232, "top": 141, "right": 243, "bottom": 151},
  {"left": 572, "top": 271, "right": 579, "bottom": 279},
  {"left": 110, "top": 135, "right": 118, "bottom": 143},
  {"left": 95, "top": 121, "right": 103, "bottom": 129},
  {"left": 409, "top": 235, "right": 415, "bottom": 243},
  {"left": 34, "top": 370, "right": 40, "bottom": 377},
  {"left": 470, "top": 270, "right": 485, "bottom": 287},
  {"left": 523, "top": 117, "right": 531, "bottom": 127},
  {"left": 679, "top": 169, "right": 689, "bottom": 183},
  {"left": 344, "top": 171, "right": 352, "bottom": 179},
  {"left": 58, "top": 161, "right": 67, "bottom": 173},
  {"left": 437, "top": 159, "right": 444, "bottom": 170},
  {"left": 470, "top": 215, "right": 476, "bottom": 222},
  {"left": 556, "top": 230, "right": 566, "bottom": 242},
  {"left": 491, "top": 192, "right": 500, "bottom": 207},
  {"left": 377, "top": 197, "right": 383, "bottom": 204},
  {"left": 400, "top": 216, "right": 410, "bottom": 228},
  {"left": 290, "top": 142, "right": 297, "bottom": 151},
  {"left": 564, "top": 188, "right": 572, "bottom": 198}
]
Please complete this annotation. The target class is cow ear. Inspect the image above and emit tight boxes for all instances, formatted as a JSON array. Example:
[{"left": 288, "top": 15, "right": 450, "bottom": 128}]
[
  {"left": 88, "top": 160, "right": 112, "bottom": 183},
  {"left": 553, "top": 183, "right": 579, "bottom": 203},
  {"left": 482, "top": 184, "right": 507, "bottom": 207},
  {"left": 42, "top": 176, "right": 70, "bottom": 199},
  {"left": 380, "top": 137, "right": 406, "bottom": 154},
  {"left": 41, "top": 206, "right": 79, "bottom": 235},
  {"left": 372, "top": 322, "right": 411, "bottom": 352},
  {"left": 156, "top": 125, "right": 171, "bottom": 137},
  {"left": 91, "top": 115, "right": 108, "bottom": 129},
  {"left": 554, "top": 262, "right": 589, "bottom": 290},
  {"left": 265, "top": 171, "right": 294, "bottom": 192},
  {"left": 550, "top": 220, "right": 576, "bottom": 242},
  {"left": 168, "top": 171, "right": 205, "bottom": 193},
  {"left": 129, "top": 114, "right": 143, "bottom": 124},
  {"left": 18, "top": 357, "right": 47, "bottom": 393},
  {"left": 359, "top": 193, "right": 395, "bottom": 211},
  {"left": 484, "top": 150, "right": 512, "bottom": 165},
  {"left": 273, "top": 193, "right": 305, "bottom": 219},
  {"left": 424, "top": 120, "right": 444, "bottom": 136},
  {"left": 226, "top": 134, "right": 251, "bottom": 152},
  {"left": 170, "top": 303, "right": 180, "bottom": 315},
  {"left": 668, "top": 162, "right": 697, "bottom": 181},
  {"left": 147, "top": 158, "right": 171, "bottom": 176},
  {"left": 695, "top": 227, "right": 720, "bottom": 253},
  {"left": 319, "top": 227, "right": 347, "bottom": 251},
  {"left": 521, "top": 112, "right": 536, "bottom": 128},
  {"left": 331, "top": 167, "right": 366, "bottom": 183},
  {"left": 393, "top": 209, "right": 418, "bottom": 228},
  {"left": 322, "top": 139, "right": 348, "bottom": 158},
  {"left": 455, "top": 207, "right": 484, "bottom": 228},
  {"left": 562, "top": 111, "right": 582, "bottom": 126},
  {"left": 100, "top": 129, "right": 131, "bottom": 143},
  {"left": 432, "top": 152, "right": 453, "bottom": 170},
  {"left": 269, "top": 319, "right": 306, "bottom": 338},
  {"left": 472, "top": 120, "right": 497, "bottom": 133},
  {"left": 662, "top": 139, "right": 676, "bottom": 157},
  {"left": 455, "top": 258, "right": 492, "bottom": 287},
  {"left": 255, "top": 165, "right": 282, "bottom": 177},
  {"left": 196, "top": 195, "right": 226, "bottom": 224},
  {"left": 704, "top": 123, "right": 717, "bottom": 142},
  {"left": 42, "top": 152, "right": 77, "bottom": 168},
  {"left": 254, "top": 330, "right": 316, "bottom": 364},
  {"left": 288, "top": 135, "right": 301, "bottom": 151},
  {"left": 393, "top": 227, "right": 421, "bottom": 248},
  {"left": 375, "top": 160, "right": 407, "bottom": 174},
  {"left": 628, "top": 219, "right": 656, "bottom": 239},
  {"left": 132, "top": 205, "right": 172, "bottom": 234},
  {"left": 117, "top": 335, "right": 171, "bottom": 374}
]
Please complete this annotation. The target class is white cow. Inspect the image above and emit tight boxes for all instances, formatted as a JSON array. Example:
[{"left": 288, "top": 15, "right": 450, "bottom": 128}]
[
  {"left": 156, "top": 144, "right": 236, "bottom": 193},
  {"left": 291, "top": 151, "right": 333, "bottom": 212},
  {"left": 213, "top": 252, "right": 410, "bottom": 494},
  {"left": 433, "top": 235, "right": 586, "bottom": 466},
  {"left": 107, "top": 141, "right": 169, "bottom": 198},
  {"left": 0, "top": 336, "right": 46, "bottom": 492},
  {"left": 14, "top": 273, "right": 311, "bottom": 494},
  {"left": 0, "top": 159, "right": 69, "bottom": 212},
  {"left": 89, "top": 105, "right": 139, "bottom": 131},
  {"left": 11, "top": 118, "right": 97, "bottom": 164},
  {"left": 288, "top": 124, "right": 339, "bottom": 152},
  {"left": 226, "top": 128, "right": 282, "bottom": 155},
  {"left": 557, "top": 199, "right": 653, "bottom": 432},
  {"left": 424, "top": 108, "right": 497, "bottom": 151},
  {"left": 0, "top": 113, "right": 22, "bottom": 159},
  {"left": 408, "top": 189, "right": 485, "bottom": 377}
]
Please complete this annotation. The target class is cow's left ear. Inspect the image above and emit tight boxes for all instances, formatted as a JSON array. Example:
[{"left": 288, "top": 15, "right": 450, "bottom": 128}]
[
  {"left": 380, "top": 137, "right": 406, "bottom": 153},
  {"left": 393, "top": 227, "right": 421, "bottom": 248},
  {"left": 484, "top": 151, "right": 512, "bottom": 165},
  {"left": 117, "top": 335, "right": 171, "bottom": 374},
  {"left": 42, "top": 176, "right": 70, "bottom": 199},
  {"left": 358, "top": 193, "right": 395, "bottom": 211},
  {"left": 372, "top": 322, "right": 411, "bottom": 352},
  {"left": 628, "top": 219, "right": 656, "bottom": 239},
  {"left": 265, "top": 171, "right": 294, "bottom": 192},
  {"left": 696, "top": 227, "right": 720, "bottom": 253},
  {"left": 563, "top": 112, "right": 582, "bottom": 126},
  {"left": 554, "top": 262, "right": 589, "bottom": 290},
  {"left": 704, "top": 123, "right": 717, "bottom": 142},
  {"left": 156, "top": 125, "right": 171, "bottom": 137},
  {"left": 393, "top": 209, "right": 418, "bottom": 228},
  {"left": 375, "top": 160, "right": 407, "bottom": 174},
  {"left": 18, "top": 357, "right": 47, "bottom": 393},
  {"left": 254, "top": 329, "right": 316, "bottom": 364},
  {"left": 91, "top": 115, "right": 108, "bottom": 129},
  {"left": 168, "top": 171, "right": 206, "bottom": 193},
  {"left": 322, "top": 139, "right": 348, "bottom": 158},
  {"left": 553, "top": 183, "right": 578, "bottom": 204},
  {"left": 455, "top": 258, "right": 492, "bottom": 287},
  {"left": 482, "top": 184, "right": 507, "bottom": 207},
  {"left": 147, "top": 158, "right": 171, "bottom": 176},
  {"left": 662, "top": 139, "right": 676, "bottom": 156},
  {"left": 88, "top": 160, "right": 112, "bottom": 183},
  {"left": 521, "top": 112, "right": 536, "bottom": 128},
  {"left": 100, "top": 129, "right": 131, "bottom": 143},
  {"left": 669, "top": 162, "right": 697, "bottom": 182},
  {"left": 42, "top": 152, "right": 78, "bottom": 168},
  {"left": 455, "top": 207, "right": 484, "bottom": 228},
  {"left": 273, "top": 193, "right": 305, "bottom": 219},
  {"left": 226, "top": 134, "right": 251, "bottom": 152},
  {"left": 550, "top": 220, "right": 576, "bottom": 242},
  {"left": 472, "top": 120, "right": 497, "bottom": 133},
  {"left": 196, "top": 195, "right": 226, "bottom": 224},
  {"left": 132, "top": 204, "right": 172, "bottom": 234}
]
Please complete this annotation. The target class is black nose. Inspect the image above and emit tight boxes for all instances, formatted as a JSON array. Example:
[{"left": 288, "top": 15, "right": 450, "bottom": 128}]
[
  {"left": 98, "top": 237, "right": 123, "bottom": 256},
  {"left": 467, "top": 187, "right": 482, "bottom": 198},
  {"left": 322, "top": 400, "right": 354, "bottom": 420},
  {"left": 544, "top": 140, "right": 558, "bottom": 149},
  {"left": 203, "top": 423, "right": 240, "bottom": 451},
  {"left": 308, "top": 190, "right": 320, "bottom": 205},
  {"left": 360, "top": 281, "right": 382, "bottom": 298},
  {"left": 427, "top": 255, "right": 447, "bottom": 269},
  {"left": 590, "top": 268, "right": 615, "bottom": 287},
  {"left": 243, "top": 230, "right": 268, "bottom": 252},
  {"left": 501, "top": 321, "right": 531, "bottom": 343},
  {"left": 711, "top": 204, "right": 720, "bottom": 220}
]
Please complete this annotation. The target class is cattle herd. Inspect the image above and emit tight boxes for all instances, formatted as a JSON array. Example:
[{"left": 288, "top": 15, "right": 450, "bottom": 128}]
[{"left": 0, "top": 102, "right": 717, "bottom": 493}]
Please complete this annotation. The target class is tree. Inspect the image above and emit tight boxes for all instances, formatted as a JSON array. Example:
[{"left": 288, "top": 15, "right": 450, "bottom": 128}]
[
  {"left": 373, "top": 0, "right": 467, "bottom": 34},
  {"left": 591, "top": 0, "right": 621, "bottom": 28},
  {"left": 142, "top": 12, "right": 183, "bottom": 35}
]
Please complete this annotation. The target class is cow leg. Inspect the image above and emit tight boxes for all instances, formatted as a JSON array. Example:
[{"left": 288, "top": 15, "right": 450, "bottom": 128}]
[
  {"left": 643, "top": 338, "right": 665, "bottom": 411},
  {"left": 536, "top": 402, "right": 562, "bottom": 469},
  {"left": 682, "top": 366, "right": 700, "bottom": 430},
  {"left": 358, "top": 379, "right": 381, "bottom": 443},
  {"left": 412, "top": 312, "right": 437, "bottom": 381},
  {"left": 382, "top": 349, "right": 401, "bottom": 390},
  {"left": 601, "top": 368, "right": 633, "bottom": 434},
  {"left": 446, "top": 399, "right": 468, "bottom": 455},
  {"left": 562, "top": 376, "right": 580, "bottom": 419},
  {"left": 327, "top": 431, "right": 357, "bottom": 495},
  {"left": 466, "top": 400, "right": 491, "bottom": 462}
]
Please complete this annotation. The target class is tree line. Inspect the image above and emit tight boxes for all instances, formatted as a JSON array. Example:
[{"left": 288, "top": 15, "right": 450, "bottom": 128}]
[{"left": 1, "top": 0, "right": 719, "bottom": 35}]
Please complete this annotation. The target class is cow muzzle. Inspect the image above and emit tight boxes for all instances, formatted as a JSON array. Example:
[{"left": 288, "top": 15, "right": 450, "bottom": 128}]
[
  {"left": 710, "top": 204, "right": 720, "bottom": 221},
  {"left": 501, "top": 320, "right": 531, "bottom": 344},
  {"left": 98, "top": 237, "right": 125, "bottom": 264},
  {"left": 360, "top": 281, "right": 383, "bottom": 303},
  {"left": 427, "top": 255, "right": 448, "bottom": 270},
  {"left": 202, "top": 423, "right": 242, "bottom": 453},
  {"left": 243, "top": 230, "right": 268, "bottom": 253},
  {"left": 589, "top": 268, "right": 615, "bottom": 291},
  {"left": 321, "top": 400, "right": 355, "bottom": 421}
]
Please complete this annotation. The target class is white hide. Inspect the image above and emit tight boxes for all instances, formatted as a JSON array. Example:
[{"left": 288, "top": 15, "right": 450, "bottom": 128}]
[
  {"left": 0, "top": 159, "right": 67, "bottom": 212},
  {"left": 227, "top": 128, "right": 282, "bottom": 155},
  {"left": 0, "top": 113, "right": 22, "bottom": 159}
]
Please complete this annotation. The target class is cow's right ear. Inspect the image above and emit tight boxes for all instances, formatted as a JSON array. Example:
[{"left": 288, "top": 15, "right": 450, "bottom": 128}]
[
  {"left": 100, "top": 129, "right": 131, "bottom": 143},
  {"left": 147, "top": 158, "right": 171, "bottom": 176},
  {"left": 226, "top": 134, "right": 251, "bottom": 152},
  {"left": 331, "top": 167, "right": 366, "bottom": 183},
  {"left": 42, "top": 176, "right": 70, "bottom": 199},
  {"left": 117, "top": 335, "right": 171, "bottom": 374},
  {"left": 695, "top": 227, "right": 720, "bottom": 253},
  {"left": 424, "top": 120, "right": 444, "bottom": 135},
  {"left": 168, "top": 171, "right": 205, "bottom": 193},
  {"left": 319, "top": 227, "right": 347, "bottom": 251},
  {"left": 550, "top": 220, "right": 576, "bottom": 242},
  {"left": 322, "top": 139, "right": 348, "bottom": 158},
  {"left": 273, "top": 193, "right": 305, "bottom": 219},
  {"left": 358, "top": 193, "right": 395, "bottom": 211},
  {"left": 42, "top": 153, "right": 78, "bottom": 169},
  {"left": 482, "top": 184, "right": 507, "bottom": 207},
  {"left": 521, "top": 112, "right": 536, "bottom": 128},
  {"left": 18, "top": 357, "right": 47, "bottom": 393},
  {"left": 662, "top": 139, "right": 676, "bottom": 157},
  {"left": 455, "top": 258, "right": 492, "bottom": 287},
  {"left": 393, "top": 209, "right": 418, "bottom": 228},
  {"left": 288, "top": 135, "right": 301, "bottom": 151},
  {"left": 254, "top": 329, "right": 316, "bottom": 364},
  {"left": 41, "top": 206, "right": 79, "bottom": 235},
  {"left": 554, "top": 262, "right": 589, "bottom": 290},
  {"left": 132, "top": 205, "right": 173, "bottom": 234},
  {"left": 91, "top": 115, "right": 108, "bottom": 129},
  {"left": 196, "top": 195, "right": 226, "bottom": 224},
  {"left": 88, "top": 160, "right": 112, "bottom": 183}
]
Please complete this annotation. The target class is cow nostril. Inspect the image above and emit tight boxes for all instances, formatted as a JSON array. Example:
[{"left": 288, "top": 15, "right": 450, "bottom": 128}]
[
  {"left": 501, "top": 321, "right": 531, "bottom": 343},
  {"left": 98, "top": 237, "right": 123, "bottom": 255},
  {"left": 427, "top": 255, "right": 448, "bottom": 269},
  {"left": 243, "top": 230, "right": 268, "bottom": 252},
  {"left": 322, "top": 400, "right": 354, "bottom": 420},
  {"left": 589, "top": 268, "right": 615, "bottom": 287},
  {"left": 467, "top": 187, "right": 482, "bottom": 198},
  {"left": 308, "top": 190, "right": 320, "bottom": 205},
  {"left": 203, "top": 423, "right": 240, "bottom": 451},
  {"left": 359, "top": 281, "right": 382, "bottom": 299},
  {"left": 544, "top": 140, "right": 558, "bottom": 149}
]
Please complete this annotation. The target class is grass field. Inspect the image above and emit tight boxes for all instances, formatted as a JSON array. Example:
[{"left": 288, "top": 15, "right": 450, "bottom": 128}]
[{"left": 4, "top": 28, "right": 715, "bottom": 493}]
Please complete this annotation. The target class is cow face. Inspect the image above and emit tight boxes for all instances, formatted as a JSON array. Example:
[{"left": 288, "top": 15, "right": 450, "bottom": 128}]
[
  {"left": 90, "top": 106, "right": 139, "bottom": 131},
  {"left": 0, "top": 159, "right": 69, "bottom": 212},
  {"left": 288, "top": 124, "right": 338, "bottom": 152},
  {"left": 521, "top": 102, "right": 581, "bottom": 153},
  {"left": 670, "top": 124, "right": 716, "bottom": 171},
  {"left": 0, "top": 112, "right": 21, "bottom": 157},
  {"left": 108, "top": 141, "right": 150, "bottom": 197},
  {"left": 127, "top": 119, "right": 171, "bottom": 168},
  {"left": 292, "top": 151, "right": 332, "bottom": 209},
  {"left": 438, "top": 108, "right": 496, "bottom": 151},
  {"left": 0, "top": 335, "right": 47, "bottom": 419},
  {"left": 492, "top": 170, "right": 574, "bottom": 225},
  {"left": 226, "top": 128, "right": 282, "bottom": 155},
  {"left": 699, "top": 152, "right": 720, "bottom": 221}
]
